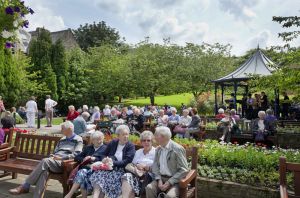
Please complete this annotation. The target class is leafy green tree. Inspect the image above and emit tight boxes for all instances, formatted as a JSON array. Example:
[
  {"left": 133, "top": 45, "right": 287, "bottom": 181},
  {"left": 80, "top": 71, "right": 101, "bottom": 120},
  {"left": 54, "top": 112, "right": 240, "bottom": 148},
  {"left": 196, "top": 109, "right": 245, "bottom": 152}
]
[
  {"left": 273, "top": 16, "right": 300, "bottom": 48},
  {"left": 28, "top": 28, "right": 58, "bottom": 103},
  {"left": 61, "top": 48, "right": 89, "bottom": 109},
  {"left": 51, "top": 39, "right": 68, "bottom": 101},
  {"left": 86, "top": 44, "right": 133, "bottom": 104},
  {"left": 182, "top": 43, "right": 236, "bottom": 98},
  {"left": 73, "top": 21, "right": 122, "bottom": 51}
]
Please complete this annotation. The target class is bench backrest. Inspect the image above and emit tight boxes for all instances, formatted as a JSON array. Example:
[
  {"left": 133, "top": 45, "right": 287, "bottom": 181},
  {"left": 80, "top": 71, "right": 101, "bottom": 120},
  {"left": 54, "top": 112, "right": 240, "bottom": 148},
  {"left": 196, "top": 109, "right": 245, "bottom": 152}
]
[
  {"left": 279, "top": 120, "right": 300, "bottom": 128},
  {"left": 13, "top": 133, "right": 61, "bottom": 160},
  {"left": 186, "top": 146, "right": 198, "bottom": 170},
  {"left": 280, "top": 156, "right": 300, "bottom": 197},
  {"left": 3, "top": 128, "right": 14, "bottom": 145}
]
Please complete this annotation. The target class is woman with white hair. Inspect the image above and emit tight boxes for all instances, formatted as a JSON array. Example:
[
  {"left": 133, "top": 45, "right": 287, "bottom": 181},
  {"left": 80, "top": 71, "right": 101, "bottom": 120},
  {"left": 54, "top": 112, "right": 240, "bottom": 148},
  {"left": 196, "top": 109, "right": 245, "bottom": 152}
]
[
  {"left": 252, "top": 111, "right": 274, "bottom": 142},
  {"left": 131, "top": 108, "right": 144, "bottom": 131},
  {"left": 90, "top": 106, "right": 101, "bottom": 123},
  {"left": 65, "top": 131, "right": 107, "bottom": 198},
  {"left": 121, "top": 131, "right": 156, "bottom": 197},
  {"left": 25, "top": 96, "right": 38, "bottom": 128},
  {"left": 103, "top": 105, "right": 111, "bottom": 118},
  {"left": 66, "top": 105, "right": 80, "bottom": 122},
  {"left": 215, "top": 108, "right": 225, "bottom": 120},
  {"left": 157, "top": 109, "right": 168, "bottom": 127},
  {"left": 82, "top": 105, "right": 89, "bottom": 113},
  {"left": 110, "top": 108, "right": 118, "bottom": 121},
  {"left": 168, "top": 107, "right": 180, "bottom": 124},
  {"left": 173, "top": 109, "right": 192, "bottom": 137},
  {"left": 90, "top": 125, "right": 135, "bottom": 198}
]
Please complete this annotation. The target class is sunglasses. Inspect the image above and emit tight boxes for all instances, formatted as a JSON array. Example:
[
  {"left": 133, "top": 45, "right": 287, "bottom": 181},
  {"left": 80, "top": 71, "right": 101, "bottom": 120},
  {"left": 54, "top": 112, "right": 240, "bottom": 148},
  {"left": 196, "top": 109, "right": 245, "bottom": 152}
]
[{"left": 142, "top": 139, "right": 151, "bottom": 142}]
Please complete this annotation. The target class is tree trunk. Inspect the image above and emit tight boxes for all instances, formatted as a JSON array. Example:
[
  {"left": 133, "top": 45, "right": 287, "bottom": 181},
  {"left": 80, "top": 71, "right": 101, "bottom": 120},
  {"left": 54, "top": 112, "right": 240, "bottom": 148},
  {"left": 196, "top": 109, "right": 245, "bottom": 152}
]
[
  {"left": 150, "top": 94, "right": 155, "bottom": 105},
  {"left": 118, "top": 96, "right": 122, "bottom": 103}
]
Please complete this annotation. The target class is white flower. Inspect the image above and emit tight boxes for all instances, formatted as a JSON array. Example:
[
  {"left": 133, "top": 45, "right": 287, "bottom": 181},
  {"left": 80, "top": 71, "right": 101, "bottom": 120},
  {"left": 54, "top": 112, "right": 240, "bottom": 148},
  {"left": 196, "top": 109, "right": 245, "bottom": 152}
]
[
  {"left": 1, "top": 30, "right": 14, "bottom": 39},
  {"left": 13, "top": 20, "right": 19, "bottom": 28}
]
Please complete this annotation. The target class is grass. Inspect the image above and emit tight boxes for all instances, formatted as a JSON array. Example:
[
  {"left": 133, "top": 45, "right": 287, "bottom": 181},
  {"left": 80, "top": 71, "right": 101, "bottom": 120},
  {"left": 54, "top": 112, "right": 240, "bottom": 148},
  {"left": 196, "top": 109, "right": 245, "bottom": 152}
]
[
  {"left": 39, "top": 117, "right": 64, "bottom": 125},
  {"left": 124, "top": 93, "right": 193, "bottom": 109}
]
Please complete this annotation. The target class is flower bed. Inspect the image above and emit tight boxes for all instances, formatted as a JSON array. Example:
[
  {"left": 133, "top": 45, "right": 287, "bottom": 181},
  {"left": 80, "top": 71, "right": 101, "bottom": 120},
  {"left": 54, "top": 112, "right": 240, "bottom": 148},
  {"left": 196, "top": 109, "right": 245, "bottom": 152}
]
[{"left": 104, "top": 134, "right": 300, "bottom": 191}]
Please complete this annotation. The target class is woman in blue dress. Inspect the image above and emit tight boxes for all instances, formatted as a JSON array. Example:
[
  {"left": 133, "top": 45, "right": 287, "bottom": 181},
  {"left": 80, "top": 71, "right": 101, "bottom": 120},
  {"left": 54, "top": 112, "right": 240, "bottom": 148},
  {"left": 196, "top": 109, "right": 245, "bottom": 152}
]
[
  {"left": 64, "top": 131, "right": 106, "bottom": 198},
  {"left": 90, "top": 125, "right": 135, "bottom": 198}
]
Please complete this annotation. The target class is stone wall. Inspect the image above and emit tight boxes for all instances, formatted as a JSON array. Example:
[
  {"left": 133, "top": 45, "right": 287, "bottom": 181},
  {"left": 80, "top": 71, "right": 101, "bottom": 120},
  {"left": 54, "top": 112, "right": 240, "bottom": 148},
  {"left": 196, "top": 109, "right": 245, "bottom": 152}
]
[{"left": 197, "top": 177, "right": 279, "bottom": 198}]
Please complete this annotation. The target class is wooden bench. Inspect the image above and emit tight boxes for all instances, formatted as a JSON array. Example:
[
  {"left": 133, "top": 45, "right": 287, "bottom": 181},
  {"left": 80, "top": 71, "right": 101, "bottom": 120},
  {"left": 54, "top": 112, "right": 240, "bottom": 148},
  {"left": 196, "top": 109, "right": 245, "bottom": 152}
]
[
  {"left": 278, "top": 120, "right": 300, "bottom": 128},
  {"left": 0, "top": 133, "right": 73, "bottom": 196},
  {"left": 66, "top": 145, "right": 198, "bottom": 198},
  {"left": 279, "top": 156, "right": 300, "bottom": 198}
]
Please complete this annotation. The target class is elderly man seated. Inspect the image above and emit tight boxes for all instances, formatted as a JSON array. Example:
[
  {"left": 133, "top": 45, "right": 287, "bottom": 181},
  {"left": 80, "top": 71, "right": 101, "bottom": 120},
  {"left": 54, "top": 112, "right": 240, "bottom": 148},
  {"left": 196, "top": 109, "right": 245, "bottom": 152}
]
[
  {"left": 9, "top": 121, "right": 83, "bottom": 197},
  {"left": 146, "top": 126, "right": 189, "bottom": 198},
  {"left": 73, "top": 112, "right": 96, "bottom": 135}
]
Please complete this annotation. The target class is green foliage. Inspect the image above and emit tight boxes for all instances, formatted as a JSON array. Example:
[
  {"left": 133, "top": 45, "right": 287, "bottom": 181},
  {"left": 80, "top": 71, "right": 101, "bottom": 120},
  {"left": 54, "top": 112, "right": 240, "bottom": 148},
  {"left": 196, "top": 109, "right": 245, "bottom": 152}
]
[
  {"left": 172, "top": 138, "right": 300, "bottom": 189},
  {"left": 273, "top": 16, "right": 300, "bottom": 48},
  {"left": 28, "top": 28, "right": 58, "bottom": 102},
  {"left": 51, "top": 39, "right": 68, "bottom": 104},
  {"left": 73, "top": 21, "right": 122, "bottom": 51},
  {"left": 61, "top": 47, "right": 89, "bottom": 109}
]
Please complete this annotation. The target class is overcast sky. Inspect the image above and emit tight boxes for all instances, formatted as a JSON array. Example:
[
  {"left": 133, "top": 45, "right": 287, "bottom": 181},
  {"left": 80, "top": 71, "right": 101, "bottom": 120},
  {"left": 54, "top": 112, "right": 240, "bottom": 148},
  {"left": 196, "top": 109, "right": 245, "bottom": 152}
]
[{"left": 26, "top": 0, "right": 300, "bottom": 55}]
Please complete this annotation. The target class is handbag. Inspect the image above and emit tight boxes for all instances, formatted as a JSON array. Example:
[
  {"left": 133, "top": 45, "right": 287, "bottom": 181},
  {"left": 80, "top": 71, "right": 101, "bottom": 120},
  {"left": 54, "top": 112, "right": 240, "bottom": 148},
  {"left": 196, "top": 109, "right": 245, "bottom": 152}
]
[
  {"left": 67, "top": 157, "right": 92, "bottom": 185},
  {"left": 125, "top": 163, "right": 146, "bottom": 178}
]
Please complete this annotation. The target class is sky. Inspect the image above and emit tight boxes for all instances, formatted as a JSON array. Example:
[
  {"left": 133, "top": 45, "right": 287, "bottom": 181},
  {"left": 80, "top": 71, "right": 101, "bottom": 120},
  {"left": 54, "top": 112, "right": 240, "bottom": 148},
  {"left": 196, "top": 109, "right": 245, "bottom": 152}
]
[{"left": 25, "top": 0, "right": 300, "bottom": 55}]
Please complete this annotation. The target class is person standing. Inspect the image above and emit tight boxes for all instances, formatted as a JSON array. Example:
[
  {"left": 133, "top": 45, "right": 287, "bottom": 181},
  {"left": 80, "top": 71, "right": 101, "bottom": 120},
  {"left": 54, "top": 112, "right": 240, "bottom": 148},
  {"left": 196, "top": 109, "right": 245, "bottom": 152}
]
[
  {"left": 260, "top": 92, "right": 268, "bottom": 111},
  {"left": 282, "top": 92, "right": 290, "bottom": 119},
  {"left": 26, "top": 96, "right": 38, "bottom": 128},
  {"left": 45, "top": 95, "right": 58, "bottom": 127}
]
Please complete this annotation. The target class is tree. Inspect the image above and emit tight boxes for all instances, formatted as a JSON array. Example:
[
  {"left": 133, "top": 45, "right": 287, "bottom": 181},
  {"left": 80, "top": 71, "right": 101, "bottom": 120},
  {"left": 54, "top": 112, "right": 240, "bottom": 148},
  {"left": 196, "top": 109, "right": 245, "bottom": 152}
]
[
  {"left": 61, "top": 48, "right": 89, "bottom": 109},
  {"left": 28, "top": 28, "right": 58, "bottom": 103},
  {"left": 129, "top": 42, "right": 179, "bottom": 105},
  {"left": 182, "top": 43, "right": 236, "bottom": 98},
  {"left": 51, "top": 39, "right": 68, "bottom": 103},
  {"left": 86, "top": 44, "right": 133, "bottom": 103},
  {"left": 73, "top": 21, "right": 122, "bottom": 51},
  {"left": 273, "top": 16, "right": 300, "bottom": 48}
]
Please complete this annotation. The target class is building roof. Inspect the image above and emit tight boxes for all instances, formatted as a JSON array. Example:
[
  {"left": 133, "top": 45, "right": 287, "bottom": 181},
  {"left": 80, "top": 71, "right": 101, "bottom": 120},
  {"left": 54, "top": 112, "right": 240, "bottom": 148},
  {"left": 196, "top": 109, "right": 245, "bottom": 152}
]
[
  {"left": 29, "top": 28, "right": 79, "bottom": 51},
  {"left": 213, "top": 48, "right": 276, "bottom": 83}
]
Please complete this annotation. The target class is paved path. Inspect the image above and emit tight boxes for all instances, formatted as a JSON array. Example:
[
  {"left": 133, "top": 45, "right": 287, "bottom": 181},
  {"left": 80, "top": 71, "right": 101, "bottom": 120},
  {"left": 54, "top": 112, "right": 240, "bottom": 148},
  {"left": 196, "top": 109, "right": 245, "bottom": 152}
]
[{"left": 15, "top": 124, "right": 62, "bottom": 135}]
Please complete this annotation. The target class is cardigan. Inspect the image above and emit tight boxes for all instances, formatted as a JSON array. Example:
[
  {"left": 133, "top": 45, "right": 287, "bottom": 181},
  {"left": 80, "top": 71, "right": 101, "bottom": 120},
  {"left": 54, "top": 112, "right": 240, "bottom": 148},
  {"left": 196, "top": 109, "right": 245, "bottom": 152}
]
[
  {"left": 74, "top": 144, "right": 107, "bottom": 163},
  {"left": 104, "top": 139, "right": 135, "bottom": 168}
]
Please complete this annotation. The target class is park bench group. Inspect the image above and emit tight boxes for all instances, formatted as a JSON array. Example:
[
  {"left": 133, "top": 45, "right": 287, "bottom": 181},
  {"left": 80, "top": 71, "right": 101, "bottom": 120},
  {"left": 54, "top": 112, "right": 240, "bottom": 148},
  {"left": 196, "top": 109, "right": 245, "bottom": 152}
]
[
  {"left": 0, "top": 122, "right": 299, "bottom": 197},
  {"left": 0, "top": 129, "right": 198, "bottom": 198}
]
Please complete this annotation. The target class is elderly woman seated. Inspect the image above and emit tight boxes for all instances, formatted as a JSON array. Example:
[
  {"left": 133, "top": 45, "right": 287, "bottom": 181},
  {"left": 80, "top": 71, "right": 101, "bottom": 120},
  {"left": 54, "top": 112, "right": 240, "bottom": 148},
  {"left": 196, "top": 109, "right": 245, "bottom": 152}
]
[
  {"left": 218, "top": 110, "right": 237, "bottom": 142},
  {"left": 90, "top": 125, "right": 135, "bottom": 198},
  {"left": 230, "top": 109, "right": 240, "bottom": 121},
  {"left": 157, "top": 109, "right": 168, "bottom": 127},
  {"left": 252, "top": 111, "right": 275, "bottom": 142},
  {"left": 90, "top": 106, "right": 101, "bottom": 123},
  {"left": 1, "top": 111, "right": 15, "bottom": 129},
  {"left": 184, "top": 108, "right": 201, "bottom": 138},
  {"left": 65, "top": 131, "right": 107, "bottom": 198},
  {"left": 121, "top": 131, "right": 156, "bottom": 198},
  {"left": 168, "top": 107, "right": 180, "bottom": 125},
  {"left": 131, "top": 108, "right": 145, "bottom": 131},
  {"left": 173, "top": 109, "right": 192, "bottom": 137},
  {"left": 146, "top": 126, "right": 189, "bottom": 198},
  {"left": 67, "top": 105, "right": 80, "bottom": 122},
  {"left": 215, "top": 108, "right": 226, "bottom": 120},
  {"left": 110, "top": 108, "right": 119, "bottom": 121}
]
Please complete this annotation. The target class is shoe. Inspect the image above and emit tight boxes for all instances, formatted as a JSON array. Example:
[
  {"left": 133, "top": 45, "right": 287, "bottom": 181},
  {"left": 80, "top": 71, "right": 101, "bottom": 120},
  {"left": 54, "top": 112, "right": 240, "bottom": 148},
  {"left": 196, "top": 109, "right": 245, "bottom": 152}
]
[{"left": 9, "top": 185, "right": 29, "bottom": 195}]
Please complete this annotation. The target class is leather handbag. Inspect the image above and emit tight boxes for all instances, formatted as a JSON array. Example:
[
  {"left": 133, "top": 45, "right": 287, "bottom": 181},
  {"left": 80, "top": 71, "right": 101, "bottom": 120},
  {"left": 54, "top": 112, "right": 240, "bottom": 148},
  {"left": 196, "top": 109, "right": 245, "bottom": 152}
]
[{"left": 125, "top": 163, "right": 145, "bottom": 178}]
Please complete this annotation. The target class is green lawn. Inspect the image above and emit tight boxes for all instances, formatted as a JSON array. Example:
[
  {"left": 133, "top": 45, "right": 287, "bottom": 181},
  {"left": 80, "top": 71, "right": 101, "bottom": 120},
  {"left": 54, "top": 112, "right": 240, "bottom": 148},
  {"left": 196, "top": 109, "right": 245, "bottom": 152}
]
[
  {"left": 124, "top": 93, "right": 193, "bottom": 109},
  {"left": 39, "top": 117, "right": 64, "bottom": 125}
]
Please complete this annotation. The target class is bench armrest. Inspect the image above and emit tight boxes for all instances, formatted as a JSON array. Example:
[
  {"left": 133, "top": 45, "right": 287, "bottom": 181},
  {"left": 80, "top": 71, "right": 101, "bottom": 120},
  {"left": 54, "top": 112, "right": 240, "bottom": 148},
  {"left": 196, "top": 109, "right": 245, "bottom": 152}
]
[
  {"left": 0, "top": 143, "right": 9, "bottom": 149},
  {"left": 179, "top": 169, "right": 197, "bottom": 188},
  {"left": 280, "top": 185, "right": 288, "bottom": 198},
  {"left": 62, "top": 159, "right": 79, "bottom": 172}
]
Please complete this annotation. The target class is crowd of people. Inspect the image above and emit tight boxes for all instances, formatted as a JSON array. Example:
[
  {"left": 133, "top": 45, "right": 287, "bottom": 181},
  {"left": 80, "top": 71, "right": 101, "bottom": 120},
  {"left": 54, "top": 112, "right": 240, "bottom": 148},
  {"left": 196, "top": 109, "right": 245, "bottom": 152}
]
[
  {"left": 9, "top": 122, "right": 189, "bottom": 198},
  {"left": 65, "top": 104, "right": 202, "bottom": 139}
]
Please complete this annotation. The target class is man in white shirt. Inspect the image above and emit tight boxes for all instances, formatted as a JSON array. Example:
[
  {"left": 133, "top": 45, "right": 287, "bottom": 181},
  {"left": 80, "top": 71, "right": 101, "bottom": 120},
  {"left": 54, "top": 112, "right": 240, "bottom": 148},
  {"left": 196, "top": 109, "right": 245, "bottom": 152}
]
[
  {"left": 45, "top": 95, "right": 57, "bottom": 127},
  {"left": 26, "top": 96, "right": 38, "bottom": 128}
]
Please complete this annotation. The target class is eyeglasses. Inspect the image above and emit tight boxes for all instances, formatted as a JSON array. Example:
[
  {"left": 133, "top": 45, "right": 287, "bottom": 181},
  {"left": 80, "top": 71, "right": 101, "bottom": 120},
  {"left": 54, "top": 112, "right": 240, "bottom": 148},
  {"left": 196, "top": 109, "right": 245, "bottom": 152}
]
[{"left": 142, "top": 139, "right": 151, "bottom": 142}]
